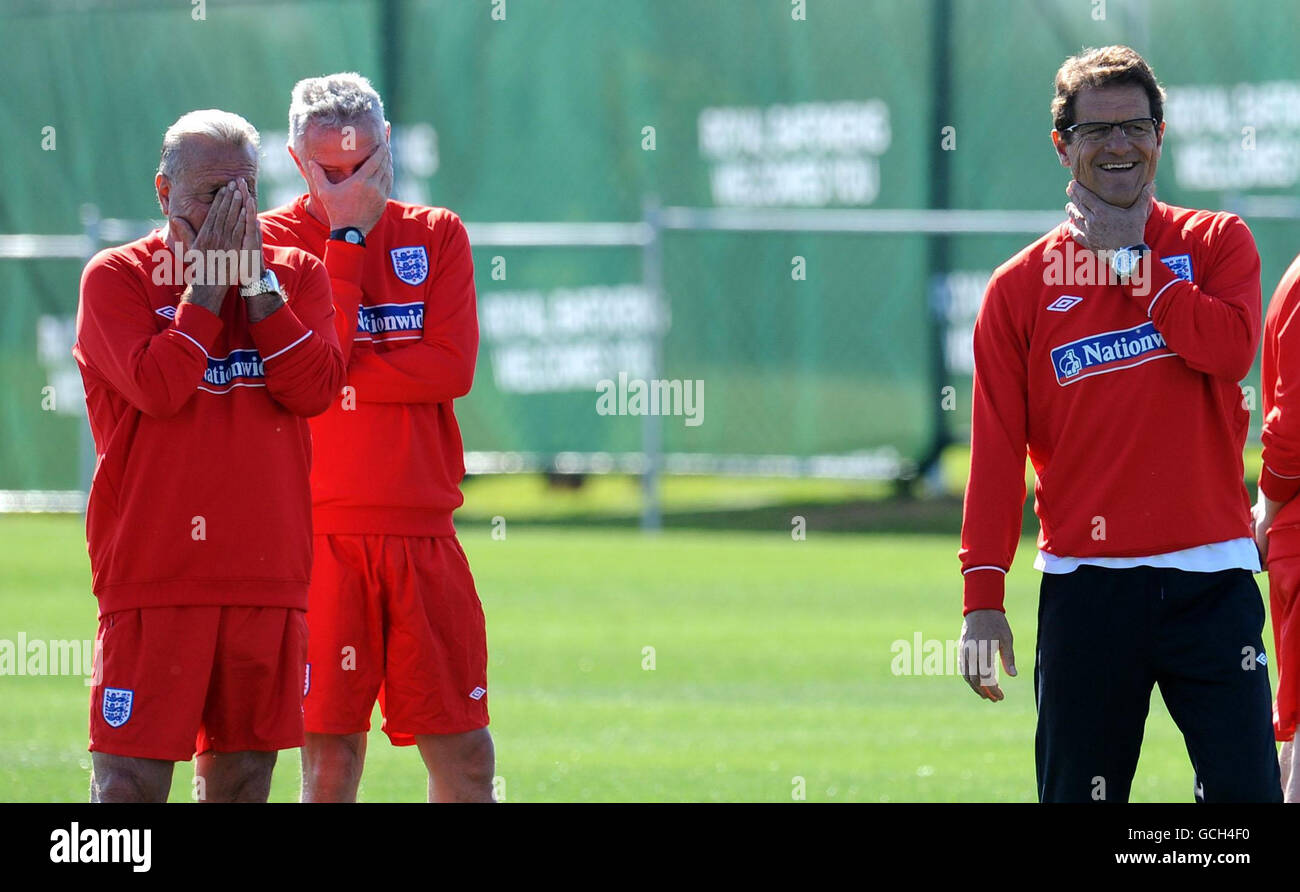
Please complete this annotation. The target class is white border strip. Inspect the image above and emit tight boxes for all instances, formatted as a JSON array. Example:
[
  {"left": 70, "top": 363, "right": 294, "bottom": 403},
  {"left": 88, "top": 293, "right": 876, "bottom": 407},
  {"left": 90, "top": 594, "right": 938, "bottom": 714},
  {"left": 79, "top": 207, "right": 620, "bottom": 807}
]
[
  {"left": 0, "top": 491, "right": 87, "bottom": 512},
  {"left": 1147, "top": 278, "right": 1177, "bottom": 317},
  {"left": 262, "top": 330, "right": 312, "bottom": 362},
  {"left": 463, "top": 450, "right": 912, "bottom": 480}
]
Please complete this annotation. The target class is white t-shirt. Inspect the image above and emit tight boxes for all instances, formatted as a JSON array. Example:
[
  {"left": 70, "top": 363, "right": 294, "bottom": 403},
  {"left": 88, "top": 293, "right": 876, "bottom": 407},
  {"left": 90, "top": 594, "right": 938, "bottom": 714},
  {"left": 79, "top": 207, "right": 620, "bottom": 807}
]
[{"left": 1035, "top": 537, "right": 1260, "bottom": 574}]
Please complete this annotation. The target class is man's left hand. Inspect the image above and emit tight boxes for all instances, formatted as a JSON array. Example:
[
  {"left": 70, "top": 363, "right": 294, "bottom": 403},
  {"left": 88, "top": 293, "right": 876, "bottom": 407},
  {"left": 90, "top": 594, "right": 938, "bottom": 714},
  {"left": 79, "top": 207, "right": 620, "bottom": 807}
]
[
  {"left": 1065, "top": 180, "right": 1154, "bottom": 251},
  {"left": 1254, "top": 494, "right": 1282, "bottom": 569}
]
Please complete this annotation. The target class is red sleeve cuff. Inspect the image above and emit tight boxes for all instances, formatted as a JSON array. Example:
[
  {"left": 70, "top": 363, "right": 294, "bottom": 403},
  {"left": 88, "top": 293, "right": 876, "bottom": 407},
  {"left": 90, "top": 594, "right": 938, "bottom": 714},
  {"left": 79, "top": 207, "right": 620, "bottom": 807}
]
[
  {"left": 1260, "top": 465, "right": 1300, "bottom": 504},
  {"left": 249, "top": 302, "right": 312, "bottom": 363},
  {"left": 172, "top": 300, "right": 223, "bottom": 352},
  {"left": 962, "top": 568, "right": 1007, "bottom": 615},
  {"left": 324, "top": 240, "right": 366, "bottom": 287}
]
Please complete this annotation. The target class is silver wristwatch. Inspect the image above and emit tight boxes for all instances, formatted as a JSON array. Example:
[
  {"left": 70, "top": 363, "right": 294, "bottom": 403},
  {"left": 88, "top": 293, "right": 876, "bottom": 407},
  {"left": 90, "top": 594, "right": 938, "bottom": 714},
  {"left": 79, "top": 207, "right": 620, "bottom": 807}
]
[
  {"left": 1110, "top": 243, "right": 1149, "bottom": 280},
  {"left": 239, "top": 268, "right": 282, "bottom": 298}
]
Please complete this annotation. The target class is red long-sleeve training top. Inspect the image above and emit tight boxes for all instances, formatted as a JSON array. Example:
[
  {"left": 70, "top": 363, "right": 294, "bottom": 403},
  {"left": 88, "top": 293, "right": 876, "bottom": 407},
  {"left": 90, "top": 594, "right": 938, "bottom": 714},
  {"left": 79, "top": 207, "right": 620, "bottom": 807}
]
[
  {"left": 960, "top": 200, "right": 1261, "bottom": 614},
  {"left": 73, "top": 231, "right": 345, "bottom": 615},
  {"left": 259, "top": 197, "right": 478, "bottom": 537},
  {"left": 1259, "top": 254, "right": 1300, "bottom": 562}
]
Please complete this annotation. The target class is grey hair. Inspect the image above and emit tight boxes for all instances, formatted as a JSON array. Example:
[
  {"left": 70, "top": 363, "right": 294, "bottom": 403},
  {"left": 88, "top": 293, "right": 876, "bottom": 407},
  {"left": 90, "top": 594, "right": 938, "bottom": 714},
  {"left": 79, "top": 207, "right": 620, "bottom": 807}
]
[
  {"left": 288, "top": 72, "right": 387, "bottom": 149},
  {"left": 158, "top": 109, "right": 260, "bottom": 180}
]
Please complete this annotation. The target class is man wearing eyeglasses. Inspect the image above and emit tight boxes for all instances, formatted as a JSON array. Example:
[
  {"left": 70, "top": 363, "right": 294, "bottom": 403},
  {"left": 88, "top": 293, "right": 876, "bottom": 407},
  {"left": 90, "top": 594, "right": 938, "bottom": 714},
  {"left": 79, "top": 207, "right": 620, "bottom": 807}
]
[{"left": 956, "top": 45, "right": 1280, "bottom": 802}]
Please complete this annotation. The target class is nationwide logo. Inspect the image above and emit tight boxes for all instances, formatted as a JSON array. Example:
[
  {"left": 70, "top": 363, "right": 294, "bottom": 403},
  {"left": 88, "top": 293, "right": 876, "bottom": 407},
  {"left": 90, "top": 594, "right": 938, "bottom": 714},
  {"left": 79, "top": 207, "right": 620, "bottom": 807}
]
[
  {"left": 200, "top": 348, "right": 266, "bottom": 393},
  {"left": 1050, "top": 321, "right": 1174, "bottom": 386},
  {"left": 1161, "top": 253, "right": 1193, "bottom": 282},
  {"left": 390, "top": 246, "right": 429, "bottom": 285},
  {"left": 1046, "top": 295, "right": 1082, "bottom": 312},
  {"left": 357, "top": 301, "right": 425, "bottom": 342}
]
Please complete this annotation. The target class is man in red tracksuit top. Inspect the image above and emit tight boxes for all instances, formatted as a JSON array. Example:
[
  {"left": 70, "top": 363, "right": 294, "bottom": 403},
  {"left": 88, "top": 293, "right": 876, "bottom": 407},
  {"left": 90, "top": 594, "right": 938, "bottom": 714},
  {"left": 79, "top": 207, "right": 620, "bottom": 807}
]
[
  {"left": 259, "top": 73, "right": 493, "bottom": 802},
  {"left": 1252, "top": 256, "right": 1300, "bottom": 802},
  {"left": 74, "top": 110, "right": 345, "bottom": 802},
  {"left": 957, "top": 47, "right": 1281, "bottom": 802}
]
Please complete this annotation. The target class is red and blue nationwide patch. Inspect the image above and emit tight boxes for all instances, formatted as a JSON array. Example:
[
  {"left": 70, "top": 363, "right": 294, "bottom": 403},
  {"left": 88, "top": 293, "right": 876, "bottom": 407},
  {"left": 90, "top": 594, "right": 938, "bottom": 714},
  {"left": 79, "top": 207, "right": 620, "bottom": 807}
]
[
  {"left": 199, "top": 348, "right": 266, "bottom": 394},
  {"left": 356, "top": 301, "right": 425, "bottom": 345},
  {"left": 1050, "top": 321, "right": 1174, "bottom": 386}
]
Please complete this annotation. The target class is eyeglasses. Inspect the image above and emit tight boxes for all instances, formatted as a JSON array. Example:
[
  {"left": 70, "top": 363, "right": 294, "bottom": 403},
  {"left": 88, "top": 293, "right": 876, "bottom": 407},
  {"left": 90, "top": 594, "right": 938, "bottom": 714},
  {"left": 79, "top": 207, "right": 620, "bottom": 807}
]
[{"left": 1062, "top": 117, "right": 1159, "bottom": 143}]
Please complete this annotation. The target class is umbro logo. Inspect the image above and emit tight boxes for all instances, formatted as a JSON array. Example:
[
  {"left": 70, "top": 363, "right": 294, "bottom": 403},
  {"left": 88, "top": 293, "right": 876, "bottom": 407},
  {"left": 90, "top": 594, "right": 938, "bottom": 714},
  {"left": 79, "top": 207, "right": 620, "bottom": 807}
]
[
  {"left": 469, "top": 686, "right": 486, "bottom": 700},
  {"left": 1046, "top": 295, "right": 1083, "bottom": 312}
]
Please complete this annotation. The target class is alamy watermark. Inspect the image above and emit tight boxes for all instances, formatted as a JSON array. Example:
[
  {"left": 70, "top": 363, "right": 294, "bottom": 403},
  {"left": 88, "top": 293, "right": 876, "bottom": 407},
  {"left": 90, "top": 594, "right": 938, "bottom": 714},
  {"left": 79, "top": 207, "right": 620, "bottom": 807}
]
[
  {"left": 150, "top": 246, "right": 262, "bottom": 288},
  {"left": 1042, "top": 239, "right": 1152, "bottom": 297},
  {"left": 891, "top": 633, "right": 999, "bottom": 682},
  {"left": 596, "top": 371, "right": 703, "bottom": 427},
  {"left": 1, "top": 634, "right": 98, "bottom": 685},
  {"left": 49, "top": 823, "right": 150, "bottom": 872}
]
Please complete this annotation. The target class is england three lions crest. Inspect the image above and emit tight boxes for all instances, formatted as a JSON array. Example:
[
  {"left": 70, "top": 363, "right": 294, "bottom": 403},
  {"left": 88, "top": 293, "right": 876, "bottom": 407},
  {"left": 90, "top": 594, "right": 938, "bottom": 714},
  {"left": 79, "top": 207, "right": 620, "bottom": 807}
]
[
  {"left": 102, "top": 687, "right": 133, "bottom": 728},
  {"left": 1161, "top": 253, "right": 1193, "bottom": 282},
  {"left": 390, "top": 246, "right": 429, "bottom": 286}
]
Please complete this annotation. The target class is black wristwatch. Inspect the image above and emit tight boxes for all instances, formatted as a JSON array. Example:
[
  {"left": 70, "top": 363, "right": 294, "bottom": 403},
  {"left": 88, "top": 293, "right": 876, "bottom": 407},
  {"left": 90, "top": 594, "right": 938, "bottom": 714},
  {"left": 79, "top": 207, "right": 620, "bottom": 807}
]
[{"left": 329, "top": 227, "right": 366, "bottom": 246}]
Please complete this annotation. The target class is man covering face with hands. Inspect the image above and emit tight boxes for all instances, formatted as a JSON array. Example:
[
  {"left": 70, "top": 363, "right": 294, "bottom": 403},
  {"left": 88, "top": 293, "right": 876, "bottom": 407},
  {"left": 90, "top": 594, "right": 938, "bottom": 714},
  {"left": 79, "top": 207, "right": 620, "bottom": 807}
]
[
  {"left": 260, "top": 73, "right": 493, "bottom": 803},
  {"left": 74, "top": 109, "right": 345, "bottom": 802}
]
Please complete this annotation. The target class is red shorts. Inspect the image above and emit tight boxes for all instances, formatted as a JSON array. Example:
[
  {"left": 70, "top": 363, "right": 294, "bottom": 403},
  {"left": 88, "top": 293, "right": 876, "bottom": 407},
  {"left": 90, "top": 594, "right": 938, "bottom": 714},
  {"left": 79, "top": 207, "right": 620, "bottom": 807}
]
[
  {"left": 305, "top": 534, "right": 489, "bottom": 744},
  {"left": 1268, "top": 557, "right": 1300, "bottom": 742},
  {"left": 89, "top": 606, "right": 308, "bottom": 762}
]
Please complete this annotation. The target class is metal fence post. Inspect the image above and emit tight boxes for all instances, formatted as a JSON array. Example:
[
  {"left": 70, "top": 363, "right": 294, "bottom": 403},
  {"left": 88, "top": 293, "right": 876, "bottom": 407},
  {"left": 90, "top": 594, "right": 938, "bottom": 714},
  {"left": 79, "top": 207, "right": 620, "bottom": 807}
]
[
  {"left": 77, "top": 204, "right": 102, "bottom": 508},
  {"left": 641, "top": 196, "right": 664, "bottom": 531}
]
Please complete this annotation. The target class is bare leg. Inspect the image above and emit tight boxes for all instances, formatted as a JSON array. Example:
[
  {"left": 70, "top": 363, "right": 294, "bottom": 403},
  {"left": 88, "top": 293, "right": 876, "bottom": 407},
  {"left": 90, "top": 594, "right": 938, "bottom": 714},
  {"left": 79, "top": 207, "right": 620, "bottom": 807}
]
[
  {"left": 301, "top": 732, "right": 367, "bottom": 802},
  {"left": 90, "top": 752, "right": 173, "bottom": 803},
  {"left": 416, "top": 728, "right": 495, "bottom": 803},
  {"left": 1282, "top": 740, "right": 1300, "bottom": 803},
  {"left": 194, "top": 750, "right": 277, "bottom": 803}
]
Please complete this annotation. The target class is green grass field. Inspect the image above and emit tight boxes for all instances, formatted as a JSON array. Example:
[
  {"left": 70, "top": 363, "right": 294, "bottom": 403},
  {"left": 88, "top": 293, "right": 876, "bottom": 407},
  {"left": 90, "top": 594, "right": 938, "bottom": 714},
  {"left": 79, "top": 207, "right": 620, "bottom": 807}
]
[{"left": 2, "top": 463, "right": 1279, "bottom": 801}]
